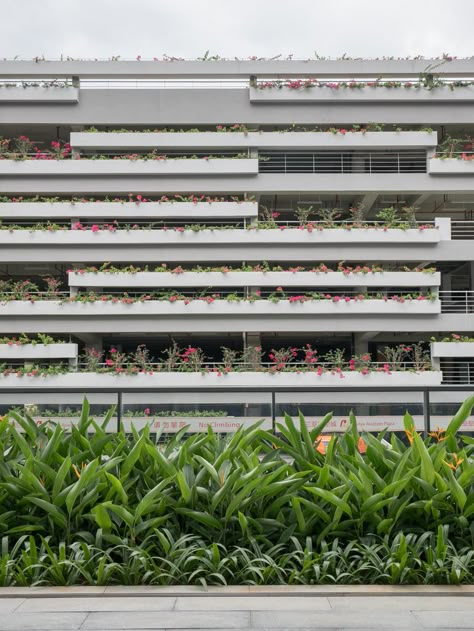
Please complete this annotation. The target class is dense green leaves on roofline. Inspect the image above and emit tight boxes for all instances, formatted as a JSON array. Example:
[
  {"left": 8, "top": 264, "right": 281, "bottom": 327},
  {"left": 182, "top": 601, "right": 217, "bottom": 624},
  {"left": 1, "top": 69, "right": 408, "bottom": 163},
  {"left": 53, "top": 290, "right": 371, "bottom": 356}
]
[{"left": 0, "top": 397, "right": 473, "bottom": 585}]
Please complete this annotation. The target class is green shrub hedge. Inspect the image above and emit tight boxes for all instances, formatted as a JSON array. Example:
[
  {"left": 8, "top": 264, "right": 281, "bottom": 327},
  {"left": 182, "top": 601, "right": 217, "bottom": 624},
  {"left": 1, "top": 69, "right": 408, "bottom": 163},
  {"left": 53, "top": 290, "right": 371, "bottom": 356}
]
[{"left": 0, "top": 397, "right": 473, "bottom": 585}]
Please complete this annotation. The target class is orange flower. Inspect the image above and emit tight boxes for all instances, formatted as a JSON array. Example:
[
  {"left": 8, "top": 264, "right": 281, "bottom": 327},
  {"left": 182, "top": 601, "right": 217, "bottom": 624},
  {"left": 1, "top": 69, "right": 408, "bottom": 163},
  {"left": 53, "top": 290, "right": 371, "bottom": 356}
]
[
  {"left": 404, "top": 427, "right": 416, "bottom": 444},
  {"left": 72, "top": 462, "right": 87, "bottom": 479},
  {"left": 428, "top": 427, "right": 446, "bottom": 443},
  {"left": 443, "top": 453, "right": 464, "bottom": 470}
]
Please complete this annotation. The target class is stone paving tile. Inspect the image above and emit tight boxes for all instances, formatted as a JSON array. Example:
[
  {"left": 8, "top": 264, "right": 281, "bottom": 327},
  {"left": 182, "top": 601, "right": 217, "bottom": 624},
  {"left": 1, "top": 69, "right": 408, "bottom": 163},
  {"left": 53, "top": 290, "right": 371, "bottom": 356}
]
[
  {"left": 175, "top": 596, "right": 331, "bottom": 611},
  {"left": 82, "top": 610, "right": 250, "bottom": 629},
  {"left": 0, "top": 598, "right": 24, "bottom": 612},
  {"left": 0, "top": 611, "right": 87, "bottom": 630},
  {"left": 414, "top": 610, "right": 474, "bottom": 628},
  {"left": 250, "top": 609, "right": 422, "bottom": 628},
  {"left": 17, "top": 596, "right": 177, "bottom": 612},
  {"left": 104, "top": 586, "right": 211, "bottom": 595},
  {"left": 328, "top": 596, "right": 474, "bottom": 610}
]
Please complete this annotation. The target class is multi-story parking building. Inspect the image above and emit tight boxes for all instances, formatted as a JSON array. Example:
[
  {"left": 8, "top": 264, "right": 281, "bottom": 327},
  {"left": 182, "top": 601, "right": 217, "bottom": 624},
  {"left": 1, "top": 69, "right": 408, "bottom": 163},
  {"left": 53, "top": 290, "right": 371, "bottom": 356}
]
[{"left": 0, "top": 57, "right": 473, "bottom": 433}]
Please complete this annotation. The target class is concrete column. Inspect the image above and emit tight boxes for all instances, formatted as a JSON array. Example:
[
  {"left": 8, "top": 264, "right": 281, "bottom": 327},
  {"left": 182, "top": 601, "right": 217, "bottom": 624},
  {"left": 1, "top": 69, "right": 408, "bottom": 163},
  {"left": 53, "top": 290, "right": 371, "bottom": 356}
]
[
  {"left": 75, "top": 334, "right": 103, "bottom": 352},
  {"left": 353, "top": 333, "right": 369, "bottom": 356},
  {"left": 249, "top": 193, "right": 260, "bottom": 227},
  {"left": 435, "top": 217, "right": 451, "bottom": 241},
  {"left": 244, "top": 331, "right": 262, "bottom": 351},
  {"left": 243, "top": 331, "right": 263, "bottom": 418}
]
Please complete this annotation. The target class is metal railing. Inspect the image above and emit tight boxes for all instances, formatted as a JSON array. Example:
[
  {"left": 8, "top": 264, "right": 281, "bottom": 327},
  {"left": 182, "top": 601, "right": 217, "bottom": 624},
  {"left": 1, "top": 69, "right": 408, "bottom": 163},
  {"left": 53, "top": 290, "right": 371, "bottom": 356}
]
[
  {"left": 439, "top": 290, "right": 474, "bottom": 313},
  {"left": 0, "top": 290, "right": 435, "bottom": 301},
  {"left": 12, "top": 150, "right": 251, "bottom": 160},
  {"left": 0, "top": 219, "right": 439, "bottom": 231},
  {"left": 80, "top": 80, "right": 250, "bottom": 90},
  {"left": 433, "top": 152, "right": 474, "bottom": 159},
  {"left": 0, "top": 360, "right": 422, "bottom": 373},
  {"left": 271, "top": 219, "right": 436, "bottom": 229},
  {"left": 259, "top": 151, "right": 427, "bottom": 174},
  {"left": 441, "top": 361, "right": 474, "bottom": 384},
  {"left": 1, "top": 219, "right": 247, "bottom": 230},
  {"left": 0, "top": 385, "right": 473, "bottom": 435},
  {"left": 451, "top": 221, "right": 474, "bottom": 239}
]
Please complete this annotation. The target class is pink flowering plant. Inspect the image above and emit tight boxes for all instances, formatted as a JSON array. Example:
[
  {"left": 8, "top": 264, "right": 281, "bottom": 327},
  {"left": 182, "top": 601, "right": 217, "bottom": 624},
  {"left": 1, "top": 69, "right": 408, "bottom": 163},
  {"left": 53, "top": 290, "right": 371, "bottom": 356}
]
[
  {"left": 0, "top": 342, "right": 432, "bottom": 378},
  {"left": 255, "top": 77, "right": 474, "bottom": 91}
]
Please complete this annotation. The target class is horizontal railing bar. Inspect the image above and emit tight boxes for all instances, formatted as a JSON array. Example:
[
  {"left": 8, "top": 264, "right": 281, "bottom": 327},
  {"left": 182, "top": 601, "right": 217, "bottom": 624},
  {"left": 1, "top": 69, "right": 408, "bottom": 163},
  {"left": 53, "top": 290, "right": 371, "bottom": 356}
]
[
  {"left": 0, "top": 291, "right": 436, "bottom": 299},
  {"left": 0, "top": 386, "right": 471, "bottom": 394},
  {"left": 0, "top": 361, "right": 422, "bottom": 370}
]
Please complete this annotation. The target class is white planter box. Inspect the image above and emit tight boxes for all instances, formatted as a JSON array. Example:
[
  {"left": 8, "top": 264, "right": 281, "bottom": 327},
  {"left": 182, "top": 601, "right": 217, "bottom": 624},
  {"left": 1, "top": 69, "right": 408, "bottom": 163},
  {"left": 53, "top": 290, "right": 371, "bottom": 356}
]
[
  {"left": 0, "top": 299, "right": 441, "bottom": 317},
  {"left": 429, "top": 158, "right": 474, "bottom": 175},
  {"left": 0, "top": 87, "right": 79, "bottom": 102},
  {"left": 0, "top": 343, "right": 78, "bottom": 360},
  {"left": 431, "top": 341, "right": 474, "bottom": 358},
  {"left": 250, "top": 85, "right": 474, "bottom": 103},
  {"left": 0, "top": 158, "right": 258, "bottom": 176},
  {"left": 0, "top": 371, "right": 443, "bottom": 390},
  {"left": 68, "top": 271, "right": 440, "bottom": 289},
  {"left": 0, "top": 201, "right": 257, "bottom": 220},
  {"left": 1, "top": 227, "right": 443, "bottom": 246},
  {"left": 70, "top": 131, "right": 437, "bottom": 151}
]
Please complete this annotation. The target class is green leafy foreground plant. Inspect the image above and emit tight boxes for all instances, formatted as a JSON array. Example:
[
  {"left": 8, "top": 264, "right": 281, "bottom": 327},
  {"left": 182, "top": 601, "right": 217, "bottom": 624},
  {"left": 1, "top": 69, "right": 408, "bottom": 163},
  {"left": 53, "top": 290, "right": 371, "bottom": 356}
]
[{"left": 0, "top": 396, "right": 472, "bottom": 585}]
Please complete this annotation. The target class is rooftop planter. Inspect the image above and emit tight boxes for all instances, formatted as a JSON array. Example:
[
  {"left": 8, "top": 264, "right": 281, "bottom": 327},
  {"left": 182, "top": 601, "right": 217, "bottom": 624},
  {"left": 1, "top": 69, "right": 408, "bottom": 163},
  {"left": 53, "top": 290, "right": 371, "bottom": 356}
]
[
  {"left": 0, "top": 343, "right": 78, "bottom": 360},
  {"left": 0, "top": 201, "right": 258, "bottom": 220},
  {"left": 70, "top": 131, "right": 437, "bottom": 151},
  {"left": 0, "top": 86, "right": 79, "bottom": 102},
  {"left": 0, "top": 158, "right": 258, "bottom": 176},
  {"left": 428, "top": 158, "right": 474, "bottom": 175},
  {"left": 68, "top": 270, "right": 441, "bottom": 289},
  {"left": 0, "top": 226, "right": 444, "bottom": 246},
  {"left": 250, "top": 85, "right": 474, "bottom": 103},
  {"left": 431, "top": 341, "right": 474, "bottom": 358},
  {"left": 0, "top": 58, "right": 472, "bottom": 78},
  {"left": 0, "top": 371, "right": 443, "bottom": 390},
  {"left": 0, "top": 299, "right": 441, "bottom": 317}
]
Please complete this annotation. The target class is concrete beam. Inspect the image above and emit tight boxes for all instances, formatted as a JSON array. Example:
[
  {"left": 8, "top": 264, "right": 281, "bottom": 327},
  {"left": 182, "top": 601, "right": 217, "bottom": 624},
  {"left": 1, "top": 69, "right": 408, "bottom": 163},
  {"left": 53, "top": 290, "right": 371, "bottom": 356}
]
[
  {"left": 3, "top": 90, "right": 474, "bottom": 126},
  {"left": 0, "top": 314, "right": 472, "bottom": 334}
]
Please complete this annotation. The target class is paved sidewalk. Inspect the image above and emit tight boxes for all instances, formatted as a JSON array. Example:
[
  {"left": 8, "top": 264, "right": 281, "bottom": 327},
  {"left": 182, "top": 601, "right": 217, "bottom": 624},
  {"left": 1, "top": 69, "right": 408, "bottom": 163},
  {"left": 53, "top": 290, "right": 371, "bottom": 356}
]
[{"left": 0, "top": 585, "right": 472, "bottom": 630}]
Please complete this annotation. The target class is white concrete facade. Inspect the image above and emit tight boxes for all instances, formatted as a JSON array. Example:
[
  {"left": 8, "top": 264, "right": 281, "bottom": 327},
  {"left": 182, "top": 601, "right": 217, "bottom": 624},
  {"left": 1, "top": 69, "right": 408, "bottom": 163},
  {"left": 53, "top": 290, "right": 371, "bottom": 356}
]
[{"left": 1, "top": 58, "right": 474, "bottom": 418}]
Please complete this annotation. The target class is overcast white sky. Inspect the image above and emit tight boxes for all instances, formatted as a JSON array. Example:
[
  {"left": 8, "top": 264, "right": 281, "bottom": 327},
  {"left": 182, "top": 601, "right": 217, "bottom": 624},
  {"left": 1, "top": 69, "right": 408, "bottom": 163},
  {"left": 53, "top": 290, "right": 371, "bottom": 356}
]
[{"left": 2, "top": 0, "right": 473, "bottom": 60}]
